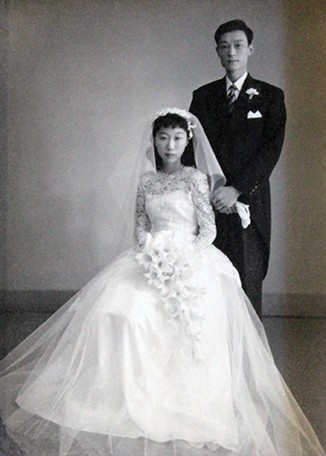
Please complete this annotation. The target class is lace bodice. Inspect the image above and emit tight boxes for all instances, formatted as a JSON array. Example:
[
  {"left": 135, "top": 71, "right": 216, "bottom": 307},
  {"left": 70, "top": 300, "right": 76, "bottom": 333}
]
[{"left": 136, "top": 167, "right": 216, "bottom": 249}]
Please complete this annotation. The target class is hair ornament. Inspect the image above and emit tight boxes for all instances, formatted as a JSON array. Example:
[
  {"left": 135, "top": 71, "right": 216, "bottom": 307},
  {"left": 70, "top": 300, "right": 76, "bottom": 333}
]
[{"left": 152, "top": 107, "right": 196, "bottom": 139}]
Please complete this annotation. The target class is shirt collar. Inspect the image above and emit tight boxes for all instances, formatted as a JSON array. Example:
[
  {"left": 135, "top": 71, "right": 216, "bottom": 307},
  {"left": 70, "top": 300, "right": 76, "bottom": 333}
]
[{"left": 226, "top": 72, "right": 248, "bottom": 93}]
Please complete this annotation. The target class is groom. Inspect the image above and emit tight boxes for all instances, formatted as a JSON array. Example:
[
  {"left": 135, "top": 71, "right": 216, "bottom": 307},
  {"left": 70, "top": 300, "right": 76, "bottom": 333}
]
[{"left": 189, "top": 20, "right": 286, "bottom": 318}]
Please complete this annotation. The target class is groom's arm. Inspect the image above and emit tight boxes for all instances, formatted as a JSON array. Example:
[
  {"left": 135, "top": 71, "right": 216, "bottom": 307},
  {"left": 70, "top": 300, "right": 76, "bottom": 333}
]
[
  {"left": 190, "top": 88, "right": 240, "bottom": 212},
  {"left": 231, "top": 87, "right": 286, "bottom": 197}
]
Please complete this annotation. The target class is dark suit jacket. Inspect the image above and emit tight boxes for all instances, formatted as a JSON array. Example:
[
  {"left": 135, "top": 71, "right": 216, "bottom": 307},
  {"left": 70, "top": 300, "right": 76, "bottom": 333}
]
[{"left": 190, "top": 74, "right": 286, "bottom": 276}]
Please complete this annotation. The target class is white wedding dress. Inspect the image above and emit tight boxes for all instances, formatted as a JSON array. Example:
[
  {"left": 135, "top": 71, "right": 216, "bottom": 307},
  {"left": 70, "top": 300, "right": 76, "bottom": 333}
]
[{"left": 0, "top": 166, "right": 324, "bottom": 456}]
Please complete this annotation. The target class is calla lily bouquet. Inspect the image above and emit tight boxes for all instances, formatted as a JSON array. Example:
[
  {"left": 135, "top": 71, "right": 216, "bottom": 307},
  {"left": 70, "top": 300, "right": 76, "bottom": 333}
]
[{"left": 136, "top": 232, "right": 205, "bottom": 358}]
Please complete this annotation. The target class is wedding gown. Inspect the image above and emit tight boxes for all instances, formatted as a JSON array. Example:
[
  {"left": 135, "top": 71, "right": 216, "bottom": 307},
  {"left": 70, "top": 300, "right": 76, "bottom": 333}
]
[{"left": 0, "top": 166, "right": 324, "bottom": 456}]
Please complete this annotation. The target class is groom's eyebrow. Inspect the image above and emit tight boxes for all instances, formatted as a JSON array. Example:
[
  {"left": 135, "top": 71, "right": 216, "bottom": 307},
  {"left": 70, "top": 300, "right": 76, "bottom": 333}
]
[{"left": 220, "top": 38, "right": 245, "bottom": 45}]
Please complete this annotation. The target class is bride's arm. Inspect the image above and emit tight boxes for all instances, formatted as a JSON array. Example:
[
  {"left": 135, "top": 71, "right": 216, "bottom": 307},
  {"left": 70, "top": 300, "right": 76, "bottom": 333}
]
[
  {"left": 135, "top": 178, "right": 151, "bottom": 248},
  {"left": 191, "top": 171, "right": 216, "bottom": 249}
]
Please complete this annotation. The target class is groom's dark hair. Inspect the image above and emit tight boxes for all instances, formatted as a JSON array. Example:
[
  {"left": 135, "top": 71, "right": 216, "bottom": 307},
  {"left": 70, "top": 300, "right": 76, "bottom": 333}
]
[{"left": 214, "top": 20, "right": 254, "bottom": 46}]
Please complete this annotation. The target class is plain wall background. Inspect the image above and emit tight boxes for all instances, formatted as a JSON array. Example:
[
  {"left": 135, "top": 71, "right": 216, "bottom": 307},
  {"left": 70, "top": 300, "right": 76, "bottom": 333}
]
[
  {"left": 0, "top": 1, "right": 8, "bottom": 290},
  {"left": 1, "top": 0, "right": 325, "bottom": 299}
]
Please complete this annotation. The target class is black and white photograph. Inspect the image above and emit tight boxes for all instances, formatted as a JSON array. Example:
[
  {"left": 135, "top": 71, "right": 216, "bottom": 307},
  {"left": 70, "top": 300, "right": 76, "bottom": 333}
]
[{"left": 0, "top": 1, "right": 325, "bottom": 455}]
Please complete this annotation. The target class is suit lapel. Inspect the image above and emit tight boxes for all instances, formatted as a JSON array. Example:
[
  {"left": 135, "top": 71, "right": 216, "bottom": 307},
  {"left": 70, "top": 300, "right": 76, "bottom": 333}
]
[
  {"left": 214, "top": 77, "right": 229, "bottom": 117},
  {"left": 233, "top": 74, "right": 259, "bottom": 112},
  {"left": 215, "top": 74, "right": 259, "bottom": 118},
  {"left": 204, "top": 74, "right": 261, "bottom": 127}
]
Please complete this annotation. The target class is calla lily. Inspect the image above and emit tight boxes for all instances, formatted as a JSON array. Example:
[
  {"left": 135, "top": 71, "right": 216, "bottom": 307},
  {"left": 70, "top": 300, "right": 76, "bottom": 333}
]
[{"left": 136, "top": 231, "right": 206, "bottom": 359}]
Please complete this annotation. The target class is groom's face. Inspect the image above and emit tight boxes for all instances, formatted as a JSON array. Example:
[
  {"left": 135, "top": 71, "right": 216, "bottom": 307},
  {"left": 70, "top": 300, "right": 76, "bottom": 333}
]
[{"left": 216, "top": 30, "right": 253, "bottom": 76}]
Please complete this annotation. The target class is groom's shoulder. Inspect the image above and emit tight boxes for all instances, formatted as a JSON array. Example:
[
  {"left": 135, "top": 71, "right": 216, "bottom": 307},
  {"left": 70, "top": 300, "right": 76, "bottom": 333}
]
[
  {"left": 252, "top": 77, "right": 285, "bottom": 99},
  {"left": 192, "top": 78, "right": 224, "bottom": 96}
]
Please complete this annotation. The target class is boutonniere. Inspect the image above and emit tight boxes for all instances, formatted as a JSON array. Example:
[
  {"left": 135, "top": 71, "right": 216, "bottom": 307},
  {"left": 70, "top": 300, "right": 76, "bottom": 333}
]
[{"left": 246, "top": 88, "right": 259, "bottom": 100}]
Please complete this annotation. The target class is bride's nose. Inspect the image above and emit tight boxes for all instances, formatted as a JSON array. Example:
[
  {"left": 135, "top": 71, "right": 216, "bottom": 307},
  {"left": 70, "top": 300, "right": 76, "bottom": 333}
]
[{"left": 167, "top": 138, "right": 175, "bottom": 150}]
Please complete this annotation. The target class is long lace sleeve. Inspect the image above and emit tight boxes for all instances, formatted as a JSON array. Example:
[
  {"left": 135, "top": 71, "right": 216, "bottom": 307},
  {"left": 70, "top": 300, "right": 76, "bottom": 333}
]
[
  {"left": 135, "top": 179, "right": 151, "bottom": 247},
  {"left": 191, "top": 171, "right": 216, "bottom": 249}
]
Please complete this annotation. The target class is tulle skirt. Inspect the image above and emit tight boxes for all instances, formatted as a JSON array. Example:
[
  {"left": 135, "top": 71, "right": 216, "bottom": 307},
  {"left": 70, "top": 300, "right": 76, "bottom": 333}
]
[{"left": 0, "top": 243, "right": 324, "bottom": 456}]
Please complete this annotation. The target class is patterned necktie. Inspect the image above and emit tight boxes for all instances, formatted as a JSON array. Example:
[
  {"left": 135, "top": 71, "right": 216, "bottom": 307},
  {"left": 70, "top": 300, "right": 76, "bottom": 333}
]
[{"left": 227, "top": 84, "right": 238, "bottom": 112}]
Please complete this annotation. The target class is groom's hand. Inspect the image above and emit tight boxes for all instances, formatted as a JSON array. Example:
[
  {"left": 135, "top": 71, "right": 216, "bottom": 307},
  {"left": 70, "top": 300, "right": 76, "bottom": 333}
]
[{"left": 213, "top": 186, "right": 240, "bottom": 212}]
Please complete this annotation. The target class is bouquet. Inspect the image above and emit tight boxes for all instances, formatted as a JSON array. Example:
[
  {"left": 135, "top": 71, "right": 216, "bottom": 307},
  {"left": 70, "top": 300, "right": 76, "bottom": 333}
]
[{"left": 136, "top": 232, "right": 205, "bottom": 358}]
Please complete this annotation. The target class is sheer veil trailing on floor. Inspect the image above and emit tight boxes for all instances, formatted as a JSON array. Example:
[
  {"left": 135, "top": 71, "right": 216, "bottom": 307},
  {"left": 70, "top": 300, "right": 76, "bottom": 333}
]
[{"left": 0, "top": 110, "right": 324, "bottom": 456}]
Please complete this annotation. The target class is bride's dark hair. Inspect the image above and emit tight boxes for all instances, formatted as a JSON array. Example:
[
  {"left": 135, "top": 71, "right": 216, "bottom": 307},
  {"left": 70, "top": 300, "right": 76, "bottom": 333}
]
[
  {"left": 152, "top": 113, "right": 190, "bottom": 139},
  {"left": 152, "top": 113, "right": 195, "bottom": 170}
]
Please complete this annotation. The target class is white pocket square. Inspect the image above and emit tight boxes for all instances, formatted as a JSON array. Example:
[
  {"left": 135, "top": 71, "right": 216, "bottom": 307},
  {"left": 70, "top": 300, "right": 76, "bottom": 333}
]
[{"left": 247, "top": 110, "right": 262, "bottom": 119}]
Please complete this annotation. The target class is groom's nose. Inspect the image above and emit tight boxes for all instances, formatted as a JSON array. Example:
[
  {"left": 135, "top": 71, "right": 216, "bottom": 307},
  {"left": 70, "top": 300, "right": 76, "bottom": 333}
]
[{"left": 228, "top": 45, "right": 236, "bottom": 56}]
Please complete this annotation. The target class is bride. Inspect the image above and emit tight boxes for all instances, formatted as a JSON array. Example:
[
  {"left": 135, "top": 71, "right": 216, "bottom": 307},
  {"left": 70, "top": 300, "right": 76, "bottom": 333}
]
[{"left": 0, "top": 108, "right": 324, "bottom": 456}]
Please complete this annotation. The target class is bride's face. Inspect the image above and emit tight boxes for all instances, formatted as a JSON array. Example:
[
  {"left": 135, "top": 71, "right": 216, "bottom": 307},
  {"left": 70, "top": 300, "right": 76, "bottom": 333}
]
[{"left": 154, "top": 127, "right": 188, "bottom": 166}]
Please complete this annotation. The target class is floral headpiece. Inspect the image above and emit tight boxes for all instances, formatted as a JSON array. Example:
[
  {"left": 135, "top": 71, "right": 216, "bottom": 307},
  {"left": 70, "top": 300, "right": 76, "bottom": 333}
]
[{"left": 152, "top": 107, "right": 196, "bottom": 139}]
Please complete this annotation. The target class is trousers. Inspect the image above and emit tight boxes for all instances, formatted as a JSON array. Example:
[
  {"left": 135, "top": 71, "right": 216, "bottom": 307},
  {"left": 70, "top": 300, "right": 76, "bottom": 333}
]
[{"left": 214, "top": 213, "right": 265, "bottom": 318}]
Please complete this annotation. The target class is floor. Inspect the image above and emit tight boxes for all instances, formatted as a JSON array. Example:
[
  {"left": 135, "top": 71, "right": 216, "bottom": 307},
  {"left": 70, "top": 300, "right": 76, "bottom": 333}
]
[{"left": 0, "top": 313, "right": 325, "bottom": 455}]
